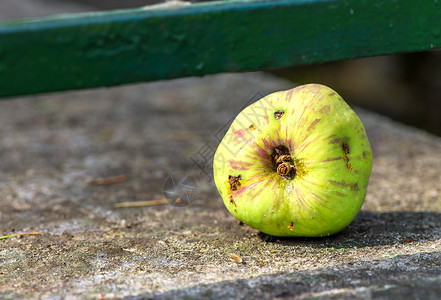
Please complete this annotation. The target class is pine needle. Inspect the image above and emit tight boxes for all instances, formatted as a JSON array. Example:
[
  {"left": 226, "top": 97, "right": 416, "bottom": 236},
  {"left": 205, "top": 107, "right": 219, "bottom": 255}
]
[
  {"left": 114, "top": 199, "right": 169, "bottom": 208},
  {"left": 0, "top": 232, "right": 43, "bottom": 240}
]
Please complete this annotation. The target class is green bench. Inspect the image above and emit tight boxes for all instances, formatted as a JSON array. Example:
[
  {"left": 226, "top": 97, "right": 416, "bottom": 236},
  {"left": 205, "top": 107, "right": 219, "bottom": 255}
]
[{"left": 0, "top": 0, "right": 439, "bottom": 99}]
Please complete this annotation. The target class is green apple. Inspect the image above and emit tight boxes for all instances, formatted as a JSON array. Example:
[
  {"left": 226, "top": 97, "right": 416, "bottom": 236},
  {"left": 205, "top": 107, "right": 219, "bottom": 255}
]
[{"left": 213, "top": 84, "right": 373, "bottom": 237}]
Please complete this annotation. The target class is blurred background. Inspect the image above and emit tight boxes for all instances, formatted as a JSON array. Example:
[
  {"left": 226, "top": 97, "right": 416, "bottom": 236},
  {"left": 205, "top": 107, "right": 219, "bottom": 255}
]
[{"left": 1, "top": 0, "right": 441, "bottom": 136}]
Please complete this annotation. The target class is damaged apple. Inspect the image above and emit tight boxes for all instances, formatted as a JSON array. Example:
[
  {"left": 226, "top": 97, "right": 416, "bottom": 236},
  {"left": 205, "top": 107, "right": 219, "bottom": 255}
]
[{"left": 213, "top": 84, "right": 373, "bottom": 237}]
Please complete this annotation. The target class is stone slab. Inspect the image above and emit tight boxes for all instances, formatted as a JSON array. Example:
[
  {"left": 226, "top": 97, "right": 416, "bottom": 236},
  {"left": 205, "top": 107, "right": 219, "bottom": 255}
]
[{"left": 0, "top": 72, "right": 440, "bottom": 299}]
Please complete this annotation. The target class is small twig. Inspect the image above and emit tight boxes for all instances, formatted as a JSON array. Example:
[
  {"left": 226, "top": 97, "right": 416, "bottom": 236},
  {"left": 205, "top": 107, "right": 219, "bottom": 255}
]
[
  {"left": 88, "top": 175, "right": 128, "bottom": 186},
  {"left": 115, "top": 199, "right": 168, "bottom": 208},
  {"left": 0, "top": 232, "right": 43, "bottom": 240}
]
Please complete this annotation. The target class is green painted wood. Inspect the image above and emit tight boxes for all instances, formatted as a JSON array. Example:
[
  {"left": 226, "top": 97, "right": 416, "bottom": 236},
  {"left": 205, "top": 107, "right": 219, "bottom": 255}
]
[{"left": 1, "top": 0, "right": 440, "bottom": 98}]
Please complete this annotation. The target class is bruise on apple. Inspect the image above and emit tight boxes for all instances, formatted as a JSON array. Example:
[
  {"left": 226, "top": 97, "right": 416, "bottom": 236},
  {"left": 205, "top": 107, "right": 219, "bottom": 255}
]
[
  {"left": 228, "top": 175, "right": 242, "bottom": 191},
  {"left": 274, "top": 110, "right": 285, "bottom": 120}
]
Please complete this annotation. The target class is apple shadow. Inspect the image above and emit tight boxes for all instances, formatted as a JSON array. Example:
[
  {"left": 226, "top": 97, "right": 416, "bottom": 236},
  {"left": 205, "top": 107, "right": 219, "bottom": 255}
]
[{"left": 257, "top": 210, "right": 441, "bottom": 249}]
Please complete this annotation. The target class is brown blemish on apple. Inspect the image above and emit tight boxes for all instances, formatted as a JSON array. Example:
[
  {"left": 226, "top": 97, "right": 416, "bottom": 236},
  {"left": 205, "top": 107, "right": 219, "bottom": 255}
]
[
  {"left": 306, "top": 118, "right": 321, "bottom": 132},
  {"left": 319, "top": 105, "right": 331, "bottom": 114},
  {"left": 229, "top": 195, "right": 236, "bottom": 206},
  {"left": 274, "top": 110, "right": 285, "bottom": 120},
  {"left": 328, "top": 180, "right": 359, "bottom": 191},
  {"left": 228, "top": 175, "right": 242, "bottom": 191},
  {"left": 321, "top": 157, "right": 342, "bottom": 162},
  {"left": 351, "top": 182, "right": 359, "bottom": 191},
  {"left": 329, "top": 138, "right": 342, "bottom": 144},
  {"left": 362, "top": 151, "right": 370, "bottom": 159},
  {"left": 325, "top": 134, "right": 337, "bottom": 140},
  {"left": 334, "top": 191, "right": 347, "bottom": 197},
  {"left": 342, "top": 142, "right": 353, "bottom": 171},
  {"left": 342, "top": 143, "right": 350, "bottom": 154},
  {"left": 287, "top": 222, "right": 294, "bottom": 231},
  {"left": 343, "top": 156, "right": 352, "bottom": 170},
  {"left": 249, "top": 124, "right": 255, "bottom": 130}
]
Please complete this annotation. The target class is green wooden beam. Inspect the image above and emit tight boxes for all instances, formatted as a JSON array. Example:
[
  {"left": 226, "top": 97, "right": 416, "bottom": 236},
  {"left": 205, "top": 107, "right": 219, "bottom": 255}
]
[{"left": 1, "top": 0, "right": 440, "bottom": 99}]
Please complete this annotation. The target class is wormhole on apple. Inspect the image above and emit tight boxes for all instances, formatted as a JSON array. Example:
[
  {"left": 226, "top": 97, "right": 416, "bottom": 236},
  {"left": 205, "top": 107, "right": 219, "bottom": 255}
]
[
  {"left": 228, "top": 175, "right": 242, "bottom": 191},
  {"left": 274, "top": 110, "right": 285, "bottom": 120},
  {"left": 271, "top": 145, "right": 296, "bottom": 180}
]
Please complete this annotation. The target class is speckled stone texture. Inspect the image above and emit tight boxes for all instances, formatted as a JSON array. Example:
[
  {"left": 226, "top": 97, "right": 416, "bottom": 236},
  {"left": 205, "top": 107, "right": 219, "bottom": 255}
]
[{"left": 0, "top": 72, "right": 440, "bottom": 299}]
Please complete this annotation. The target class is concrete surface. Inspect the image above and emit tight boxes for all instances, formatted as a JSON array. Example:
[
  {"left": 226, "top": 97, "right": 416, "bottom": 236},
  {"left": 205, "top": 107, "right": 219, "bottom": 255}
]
[
  {"left": 0, "top": 72, "right": 440, "bottom": 300},
  {"left": 1, "top": 1, "right": 440, "bottom": 299}
]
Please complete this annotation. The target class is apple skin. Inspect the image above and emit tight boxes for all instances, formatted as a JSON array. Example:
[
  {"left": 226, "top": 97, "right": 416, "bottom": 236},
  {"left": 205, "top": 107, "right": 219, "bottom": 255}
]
[{"left": 213, "top": 84, "right": 373, "bottom": 237}]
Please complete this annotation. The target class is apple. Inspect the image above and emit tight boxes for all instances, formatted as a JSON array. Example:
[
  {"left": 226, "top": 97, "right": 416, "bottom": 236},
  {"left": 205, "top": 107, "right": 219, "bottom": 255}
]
[{"left": 213, "top": 84, "right": 373, "bottom": 237}]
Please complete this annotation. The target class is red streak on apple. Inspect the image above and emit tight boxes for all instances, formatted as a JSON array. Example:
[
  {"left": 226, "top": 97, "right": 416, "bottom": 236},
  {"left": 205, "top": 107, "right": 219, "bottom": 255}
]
[{"left": 229, "top": 160, "right": 252, "bottom": 170}]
